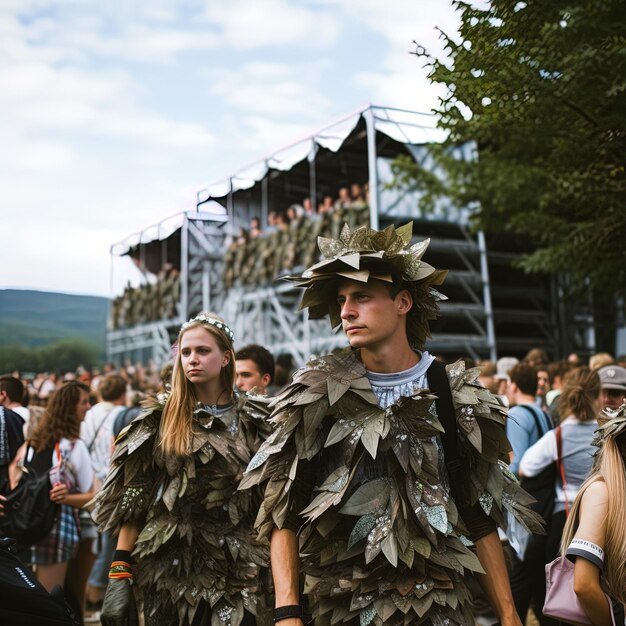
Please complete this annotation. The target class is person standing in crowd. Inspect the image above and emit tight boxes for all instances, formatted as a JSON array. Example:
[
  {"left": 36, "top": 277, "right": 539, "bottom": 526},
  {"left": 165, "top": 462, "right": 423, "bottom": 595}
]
[
  {"left": 92, "top": 313, "right": 271, "bottom": 626},
  {"left": 0, "top": 403, "right": 25, "bottom": 498},
  {"left": 536, "top": 367, "right": 551, "bottom": 410},
  {"left": 597, "top": 364, "right": 626, "bottom": 411},
  {"left": 241, "top": 223, "right": 541, "bottom": 626},
  {"left": 544, "top": 360, "right": 574, "bottom": 424},
  {"left": 558, "top": 404, "right": 626, "bottom": 625},
  {"left": 271, "top": 353, "right": 295, "bottom": 394},
  {"left": 589, "top": 352, "right": 615, "bottom": 372},
  {"left": 81, "top": 374, "right": 129, "bottom": 615},
  {"left": 506, "top": 363, "right": 553, "bottom": 477},
  {"left": 519, "top": 367, "right": 601, "bottom": 624},
  {"left": 477, "top": 360, "right": 498, "bottom": 394},
  {"left": 494, "top": 356, "right": 519, "bottom": 402},
  {"left": 20, "top": 382, "right": 94, "bottom": 602},
  {"left": 36, "top": 372, "right": 58, "bottom": 403},
  {"left": 504, "top": 363, "right": 553, "bottom": 625},
  {"left": 235, "top": 344, "right": 275, "bottom": 395},
  {"left": 0, "top": 376, "right": 30, "bottom": 438},
  {"left": 524, "top": 348, "right": 548, "bottom": 370}
]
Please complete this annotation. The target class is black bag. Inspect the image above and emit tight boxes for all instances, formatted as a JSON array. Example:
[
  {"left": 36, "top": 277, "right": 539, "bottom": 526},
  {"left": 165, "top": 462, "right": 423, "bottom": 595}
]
[
  {"left": 0, "top": 537, "right": 79, "bottom": 625},
  {"left": 2, "top": 444, "right": 60, "bottom": 546},
  {"left": 520, "top": 423, "right": 562, "bottom": 559}
]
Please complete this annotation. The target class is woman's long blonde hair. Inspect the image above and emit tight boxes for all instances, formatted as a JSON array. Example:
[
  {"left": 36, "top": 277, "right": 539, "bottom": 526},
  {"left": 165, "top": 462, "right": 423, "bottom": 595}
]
[
  {"left": 158, "top": 312, "right": 235, "bottom": 457},
  {"left": 560, "top": 433, "right": 626, "bottom": 603}
]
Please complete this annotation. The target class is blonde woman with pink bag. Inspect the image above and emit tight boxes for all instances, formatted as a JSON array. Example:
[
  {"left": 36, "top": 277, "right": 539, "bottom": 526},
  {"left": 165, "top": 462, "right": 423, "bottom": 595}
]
[{"left": 548, "top": 404, "right": 626, "bottom": 625}]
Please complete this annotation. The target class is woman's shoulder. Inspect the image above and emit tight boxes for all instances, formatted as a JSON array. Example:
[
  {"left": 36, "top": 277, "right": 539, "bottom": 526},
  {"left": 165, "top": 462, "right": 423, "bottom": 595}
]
[{"left": 581, "top": 478, "right": 608, "bottom": 505}]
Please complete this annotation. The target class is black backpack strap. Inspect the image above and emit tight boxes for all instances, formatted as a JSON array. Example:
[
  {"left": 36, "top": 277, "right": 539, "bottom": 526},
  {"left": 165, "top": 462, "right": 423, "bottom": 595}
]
[
  {"left": 518, "top": 405, "right": 552, "bottom": 438},
  {"left": 427, "top": 359, "right": 462, "bottom": 500}
]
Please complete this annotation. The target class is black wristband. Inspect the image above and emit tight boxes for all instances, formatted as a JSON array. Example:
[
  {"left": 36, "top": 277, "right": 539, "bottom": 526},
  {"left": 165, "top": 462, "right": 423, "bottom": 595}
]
[
  {"left": 113, "top": 549, "right": 134, "bottom": 565},
  {"left": 273, "top": 605, "right": 303, "bottom": 623}
]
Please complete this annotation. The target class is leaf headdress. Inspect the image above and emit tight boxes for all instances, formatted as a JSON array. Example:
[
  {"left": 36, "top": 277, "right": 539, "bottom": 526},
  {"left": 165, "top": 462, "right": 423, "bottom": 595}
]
[{"left": 285, "top": 222, "right": 448, "bottom": 349}]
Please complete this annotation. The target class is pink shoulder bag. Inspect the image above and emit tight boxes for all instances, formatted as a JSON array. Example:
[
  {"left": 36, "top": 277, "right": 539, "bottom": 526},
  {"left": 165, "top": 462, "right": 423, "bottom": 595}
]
[
  {"left": 544, "top": 557, "right": 615, "bottom": 625},
  {"left": 543, "top": 432, "right": 615, "bottom": 625}
]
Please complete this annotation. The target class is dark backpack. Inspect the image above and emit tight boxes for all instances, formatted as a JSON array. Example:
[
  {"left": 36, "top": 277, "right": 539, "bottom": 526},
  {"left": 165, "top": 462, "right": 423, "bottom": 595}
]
[
  {"left": 2, "top": 445, "right": 59, "bottom": 546},
  {"left": 0, "top": 537, "right": 79, "bottom": 625},
  {"left": 517, "top": 406, "right": 556, "bottom": 523},
  {"left": 112, "top": 406, "right": 143, "bottom": 439}
]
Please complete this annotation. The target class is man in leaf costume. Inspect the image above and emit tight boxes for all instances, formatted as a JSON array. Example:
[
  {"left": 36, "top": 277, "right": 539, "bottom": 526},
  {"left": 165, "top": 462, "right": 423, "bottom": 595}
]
[{"left": 241, "top": 223, "right": 543, "bottom": 626}]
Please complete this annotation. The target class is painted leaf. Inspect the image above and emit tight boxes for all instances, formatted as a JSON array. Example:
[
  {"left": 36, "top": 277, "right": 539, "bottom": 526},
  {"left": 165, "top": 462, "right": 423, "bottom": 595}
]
[
  {"left": 340, "top": 478, "right": 390, "bottom": 516},
  {"left": 347, "top": 513, "right": 377, "bottom": 549},
  {"left": 381, "top": 532, "right": 398, "bottom": 567}
]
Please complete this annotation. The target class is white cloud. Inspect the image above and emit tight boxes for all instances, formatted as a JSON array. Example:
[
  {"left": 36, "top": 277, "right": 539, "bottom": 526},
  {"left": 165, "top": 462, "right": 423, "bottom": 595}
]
[
  {"left": 204, "top": 60, "right": 332, "bottom": 119},
  {"left": 0, "top": 0, "right": 463, "bottom": 297},
  {"left": 198, "top": 0, "right": 340, "bottom": 50}
]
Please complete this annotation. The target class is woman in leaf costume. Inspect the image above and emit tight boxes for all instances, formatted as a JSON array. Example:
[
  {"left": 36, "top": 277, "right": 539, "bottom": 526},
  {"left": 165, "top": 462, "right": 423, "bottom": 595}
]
[
  {"left": 93, "top": 312, "right": 271, "bottom": 626},
  {"left": 241, "top": 223, "right": 543, "bottom": 626}
]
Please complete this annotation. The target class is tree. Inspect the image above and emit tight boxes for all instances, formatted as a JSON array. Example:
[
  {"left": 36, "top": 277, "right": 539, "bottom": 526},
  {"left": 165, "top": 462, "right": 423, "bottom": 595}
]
[
  {"left": 394, "top": 0, "right": 626, "bottom": 300},
  {"left": 0, "top": 339, "right": 100, "bottom": 374}
]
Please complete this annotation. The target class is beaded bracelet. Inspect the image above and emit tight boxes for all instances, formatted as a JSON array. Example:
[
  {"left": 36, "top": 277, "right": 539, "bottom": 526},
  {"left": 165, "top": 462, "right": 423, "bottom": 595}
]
[{"left": 108, "top": 560, "right": 133, "bottom": 580}]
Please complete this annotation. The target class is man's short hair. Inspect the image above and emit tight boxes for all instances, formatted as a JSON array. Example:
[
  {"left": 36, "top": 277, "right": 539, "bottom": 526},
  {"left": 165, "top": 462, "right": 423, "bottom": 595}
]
[
  {"left": 0, "top": 376, "right": 25, "bottom": 404},
  {"left": 509, "top": 363, "right": 538, "bottom": 396},
  {"left": 235, "top": 345, "right": 275, "bottom": 382},
  {"left": 98, "top": 374, "right": 127, "bottom": 402}
]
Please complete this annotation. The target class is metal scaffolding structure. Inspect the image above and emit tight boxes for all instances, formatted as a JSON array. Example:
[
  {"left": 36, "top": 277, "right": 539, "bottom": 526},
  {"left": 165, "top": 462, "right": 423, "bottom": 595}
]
[{"left": 107, "top": 105, "right": 590, "bottom": 367}]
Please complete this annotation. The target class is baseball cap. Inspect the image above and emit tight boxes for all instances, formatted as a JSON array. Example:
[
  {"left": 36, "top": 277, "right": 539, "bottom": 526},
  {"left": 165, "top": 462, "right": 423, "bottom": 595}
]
[{"left": 598, "top": 365, "right": 626, "bottom": 392}]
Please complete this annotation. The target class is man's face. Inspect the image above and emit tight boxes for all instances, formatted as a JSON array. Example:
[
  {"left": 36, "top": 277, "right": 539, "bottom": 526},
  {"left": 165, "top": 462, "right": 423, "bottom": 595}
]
[
  {"left": 236, "top": 359, "right": 269, "bottom": 394},
  {"left": 601, "top": 388, "right": 626, "bottom": 411},
  {"left": 537, "top": 370, "right": 550, "bottom": 397},
  {"left": 337, "top": 279, "right": 410, "bottom": 351},
  {"left": 0, "top": 390, "right": 7, "bottom": 407}
]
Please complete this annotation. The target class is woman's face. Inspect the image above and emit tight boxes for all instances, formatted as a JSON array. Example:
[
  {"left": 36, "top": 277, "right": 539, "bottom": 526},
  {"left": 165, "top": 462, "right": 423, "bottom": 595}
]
[
  {"left": 180, "top": 326, "right": 229, "bottom": 387},
  {"left": 75, "top": 390, "right": 91, "bottom": 421}
]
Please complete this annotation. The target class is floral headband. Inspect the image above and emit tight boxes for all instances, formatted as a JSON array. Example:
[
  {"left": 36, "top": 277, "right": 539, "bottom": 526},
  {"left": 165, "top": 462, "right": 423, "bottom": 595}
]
[
  {"left": 180, "top": 314, "right": 235, "bottom": 342},
  {"left": 593, "top": 402, "right": 626, "bottom": 448}
]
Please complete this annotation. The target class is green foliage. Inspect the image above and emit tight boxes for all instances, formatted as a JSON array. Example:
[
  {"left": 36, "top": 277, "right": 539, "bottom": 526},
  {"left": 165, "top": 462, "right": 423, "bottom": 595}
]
[
  {"left": 0, "top": 339, "right": 100, "bottom": 374},
  {"left": 396, "top": 0, "right": 626, "bottom": 296}
]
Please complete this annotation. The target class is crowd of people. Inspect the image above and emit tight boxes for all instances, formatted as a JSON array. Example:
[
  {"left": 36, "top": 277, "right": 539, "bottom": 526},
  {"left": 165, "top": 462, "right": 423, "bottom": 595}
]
[
  {"left": 110, "top": 263, "right": 181, "bottom": 330},
  {"left": 224, "top": 182, "right": 370, "bottom": 289},
  {"left": 109, "top": 183, "right": 369, "bottom": 332},
  {"left": 0, "top": 221, "right": 624, "bottom": 626}
]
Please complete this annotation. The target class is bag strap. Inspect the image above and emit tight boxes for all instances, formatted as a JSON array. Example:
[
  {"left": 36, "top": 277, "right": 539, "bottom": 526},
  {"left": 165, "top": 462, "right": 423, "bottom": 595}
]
[
  {"left": 427, "top": 359, "right": 462, "bottom": 500},
  {"left": 54, "top": 442, "right": 61, "bottom": 465},
  {"left": 88, "top": 410, "right": 113, "bottom": 453},
  {"left": 555, "top": 426, "right": 569, "bottom": 517},
  {"left": 518, "top": 405, "right": 552, "bottom": 438}
]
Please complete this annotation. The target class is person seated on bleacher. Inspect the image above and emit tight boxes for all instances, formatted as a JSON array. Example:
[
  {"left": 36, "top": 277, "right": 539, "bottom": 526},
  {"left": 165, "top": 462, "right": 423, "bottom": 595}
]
[
  {"left": 250, "top": 216, "right": 262, "bottom": 238},
  {"left": 347, "top": 182, "right": 369, "bottom": 227},
  {"left": 318, "top": 195, "right": 334, "bottom": 216}
]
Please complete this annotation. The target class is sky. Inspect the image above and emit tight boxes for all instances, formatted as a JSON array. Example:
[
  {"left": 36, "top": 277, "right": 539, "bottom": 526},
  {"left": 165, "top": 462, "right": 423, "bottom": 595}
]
[{"left": 0, "top": 0, "right": 460, "bottom": 298}]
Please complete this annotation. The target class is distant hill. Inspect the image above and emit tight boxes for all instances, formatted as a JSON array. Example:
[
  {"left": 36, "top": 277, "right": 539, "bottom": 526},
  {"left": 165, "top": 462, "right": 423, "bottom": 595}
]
[{"left": 0, "top": 289, "right": 109, "bottom": 352}]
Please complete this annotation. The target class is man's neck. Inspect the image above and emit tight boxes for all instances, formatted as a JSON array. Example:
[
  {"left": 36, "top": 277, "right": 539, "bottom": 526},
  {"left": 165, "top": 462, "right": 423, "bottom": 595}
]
[
  {"left": 360, "top": 344, "right": 420, "bottom": 374},
  {"left": 514, "top": 393, "right": 536, "bottom": 406}
]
